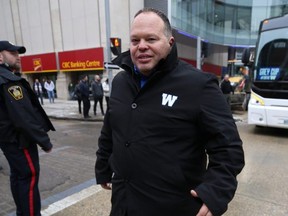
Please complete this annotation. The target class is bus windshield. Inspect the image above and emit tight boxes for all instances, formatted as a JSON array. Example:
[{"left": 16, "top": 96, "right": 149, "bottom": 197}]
[
  {"left": 256, "top": 39, "right": 288, "bottom": 81},
  {"left": 248, "top": 15, "right": 288, "bottom": 129}
]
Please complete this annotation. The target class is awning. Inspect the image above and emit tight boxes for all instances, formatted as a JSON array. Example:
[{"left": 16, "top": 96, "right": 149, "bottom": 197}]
[{"left": 21, "top": 52, "right": 57, "bottom": 74}]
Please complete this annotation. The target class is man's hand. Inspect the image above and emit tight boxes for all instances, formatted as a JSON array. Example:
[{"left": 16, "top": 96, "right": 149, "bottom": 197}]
[
  {"left": 101, "top": 183, "right": 112, "bottom": 190},
  {"left": 191, "top": 190, "right": 213, "bottom": 216}
]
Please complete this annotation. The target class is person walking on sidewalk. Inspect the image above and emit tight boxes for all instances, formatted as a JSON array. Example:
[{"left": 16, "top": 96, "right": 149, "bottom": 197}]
[
  {"left": 33, "top": 78, "right": 44, "bottom": 105},
  {"left": 102, "top": 78, "right": 110, "bottom": 112},
  {"left": 91, "top": 75, "right": 104, "bottom": 116},
  {"left": 74, "top": 79, "right": 82, "bottom": 114},
  {"left": 79, "top": 75, "right": 91, "bottom": 118},
  {"left": 0, "top": 40, "right": 55, "bottom": 216},
  {"left": 240, "top": 66, "right": 251, "bottom": 111},
  {"left": 95, "top": 8, "right": 244, "bottom": 216},
  {"left": 44, "top": 78, "right": 55, "bottom": 103}
]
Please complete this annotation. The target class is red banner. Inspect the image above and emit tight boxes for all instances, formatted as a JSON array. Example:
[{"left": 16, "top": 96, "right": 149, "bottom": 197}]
[
  {"left": 21, "top": 53, "right": 57, "bottom": 73},
  {"left": 58, "top": 47, "right": 104, "bottom": 72}
]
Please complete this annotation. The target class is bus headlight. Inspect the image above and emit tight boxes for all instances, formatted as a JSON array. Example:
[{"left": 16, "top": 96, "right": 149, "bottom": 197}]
[{"left": 250, "top": 92, "right": 265, "bottom": 106}]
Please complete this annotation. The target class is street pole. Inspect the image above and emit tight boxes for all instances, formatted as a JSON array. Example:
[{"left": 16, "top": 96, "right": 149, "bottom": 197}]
[
  {"left": 196, "top": 36, "right": 201, "bottom": 70},
  {"left": 105, "top": 0, "right": 113, "bottom": 91}
]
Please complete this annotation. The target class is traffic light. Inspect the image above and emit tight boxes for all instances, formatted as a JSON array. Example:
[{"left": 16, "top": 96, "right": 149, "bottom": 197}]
[{"left": 110, "top": 37, "right": 121, "bottom": 56}]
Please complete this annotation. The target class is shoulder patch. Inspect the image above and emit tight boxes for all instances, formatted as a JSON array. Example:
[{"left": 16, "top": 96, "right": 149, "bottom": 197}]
[{"left": 8, "top": 85, "right": 23, "bottom": 100}]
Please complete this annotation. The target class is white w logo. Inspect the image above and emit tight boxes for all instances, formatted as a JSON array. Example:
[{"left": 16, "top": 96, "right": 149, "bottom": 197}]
[{"left": 162, "top": 93, "right": 178, "bottom": 107}]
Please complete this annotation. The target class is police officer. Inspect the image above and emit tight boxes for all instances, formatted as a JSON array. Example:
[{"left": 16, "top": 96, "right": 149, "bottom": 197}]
[{"left": 0, "top": 41, "right": 55, "bottom": 216}]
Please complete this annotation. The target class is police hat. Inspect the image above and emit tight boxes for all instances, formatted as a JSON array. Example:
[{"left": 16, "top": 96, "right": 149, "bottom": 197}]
[{"left": 0, "top": 40, "right": 26, "bottom": 54}]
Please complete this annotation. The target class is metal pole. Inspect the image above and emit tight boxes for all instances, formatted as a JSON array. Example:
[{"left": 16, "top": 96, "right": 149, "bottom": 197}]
[
  {"left": 105, "top": 0, "right": 113, "bottom": 91},
  {"left": 196, "top": 36, "right": 201, "bottom": 70}
]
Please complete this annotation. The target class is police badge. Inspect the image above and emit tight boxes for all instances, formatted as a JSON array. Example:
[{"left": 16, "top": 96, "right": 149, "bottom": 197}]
[{"left": 8, "top": 86, "right": 23, "bottom": 100}]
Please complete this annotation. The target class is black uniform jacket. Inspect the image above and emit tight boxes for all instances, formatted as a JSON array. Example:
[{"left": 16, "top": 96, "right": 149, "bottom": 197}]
[
  {"left": 0, "top": 65, "right": 55, "bottom": 150},
  {"left": 95, "top": 44, "right": 245, "bottom": 216}
]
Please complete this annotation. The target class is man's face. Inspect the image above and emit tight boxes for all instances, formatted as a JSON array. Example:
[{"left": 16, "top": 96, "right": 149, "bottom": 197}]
[
  {"left": 242, "top": 68, "right": 248, "bottom": 75},
  {"left": 130, "top": 12, "right": 174, "bottom": 76},
  {"left": 0, "top": 50, "right": 21, "bottom": 71}
]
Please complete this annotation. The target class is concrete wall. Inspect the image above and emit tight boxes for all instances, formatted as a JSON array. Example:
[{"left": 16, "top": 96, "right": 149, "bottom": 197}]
[
  {"left": 0, "top": 0, "right": 144, "bottom": 99},
  {"left": 0, "top": 0, "right": 227, "bottom": 98}
]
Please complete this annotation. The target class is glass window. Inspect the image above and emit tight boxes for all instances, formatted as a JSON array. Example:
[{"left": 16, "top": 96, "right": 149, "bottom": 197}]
[
  {"left": 271, "top": 4, "right": 288, "bottom": 17},
  {"left": 171, "top": 0, "right": 287, "bottom": 46},
  {"left": 256, "top": 39, "right": 288, "bottom": 81}
]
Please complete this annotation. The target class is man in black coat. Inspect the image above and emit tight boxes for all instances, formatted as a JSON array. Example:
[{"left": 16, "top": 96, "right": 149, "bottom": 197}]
[
  {"left": 95, "top": 8, "right": 244, "bottom": 216},
  {"left": 91, "top": 75, "right": 104, "bottom": 116},
  {"left": 0, "top": 40, "right": 55, "bottom": 216},
  {"left": 79, "top": 75, "right": 91, "bottom": 118},
  {"left": 220, "top": 74, "right": 234, "bottom": 105}
]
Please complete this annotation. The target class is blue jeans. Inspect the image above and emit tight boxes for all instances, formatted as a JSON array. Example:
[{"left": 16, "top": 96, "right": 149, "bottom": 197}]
[{"left": 47, "top": 90, "right": 55, "bottom": 103}]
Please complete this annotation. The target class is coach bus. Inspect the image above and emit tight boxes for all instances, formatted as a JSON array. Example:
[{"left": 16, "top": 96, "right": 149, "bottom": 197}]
[{"left": 244, "top": 15, "right": 288, "bottom": 129}]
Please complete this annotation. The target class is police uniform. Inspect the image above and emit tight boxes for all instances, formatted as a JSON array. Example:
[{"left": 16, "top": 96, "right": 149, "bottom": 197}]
[{"left": 0, "top": 63, "right": 55, "bottom": 215}]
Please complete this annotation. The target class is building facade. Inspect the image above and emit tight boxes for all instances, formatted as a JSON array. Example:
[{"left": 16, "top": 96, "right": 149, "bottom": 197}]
[{"left": 0, "top": 0, "right": 287, "bottom": 98}]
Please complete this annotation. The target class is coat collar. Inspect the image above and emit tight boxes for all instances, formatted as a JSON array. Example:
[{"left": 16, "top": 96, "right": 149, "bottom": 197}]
[{"left": 0, "top": 64, "right": 22, "bottom": 81}]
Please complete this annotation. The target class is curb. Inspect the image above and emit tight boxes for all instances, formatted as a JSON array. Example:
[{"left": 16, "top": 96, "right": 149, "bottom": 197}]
[{"left": 48, "top": 115, "right": 104, "bottom": 122}]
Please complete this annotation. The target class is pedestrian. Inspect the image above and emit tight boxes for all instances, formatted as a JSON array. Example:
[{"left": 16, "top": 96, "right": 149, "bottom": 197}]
[
  {"left": 220, "top": 74, "right": 234, "bottom": 106},
  {"left": 240, "top": 66, "right": 251, "bottom": 111},
  {"left": 44, "top": 78, "right": 55, "bottom": 103},
  {"left": 42, "top": 78, "right": 47, "bottom": 98},
  {"left": 68, "top": 82, "right": 74, "bottom": 99},
  {"left": 91, "top": 75, "right": 104, "bottom": 115},
  {"left": 0, "top": 40, "right": 55, "bottom": 216},
  {"left": 78, "top": 75, "right": 91, "bottom": 118},
  {"left": 74, "top": 80, "right": 82, "bottom": 114},
  {"left": 33, "top": 78, "right": 44, "bottom": 105},
  {"left": 102, "top": 78, "right": 110, "bottom": 111},
  {"left": 95, "top": 8, "right": 244, "bottom": 216}
]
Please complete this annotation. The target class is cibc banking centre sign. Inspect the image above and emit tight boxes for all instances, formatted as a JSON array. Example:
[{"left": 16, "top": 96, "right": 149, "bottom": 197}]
[{"left": 58, "top": 47, "right": 104, "bottom": 72}]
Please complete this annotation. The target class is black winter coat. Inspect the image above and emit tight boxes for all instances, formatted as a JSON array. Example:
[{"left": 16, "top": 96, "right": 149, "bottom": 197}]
[
  {"left": 79, "top": 81, "right": 90, "bottom": 99},
  {"left": 220, "top": 80, "right": 233, "bottom": 94},
  {"left": 95, "top": 45, "right": 244, "bottom": 216},
  {"left": 91, "top": 80, "right": 104, "bottom": 98},
  {"left": 0, "top": 65, "right": 54, "bottom": 150}
]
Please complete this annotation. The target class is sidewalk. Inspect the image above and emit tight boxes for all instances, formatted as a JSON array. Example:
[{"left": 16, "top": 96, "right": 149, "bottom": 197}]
[
  {"left": 42, "top": 185, "right": 111, "bottom": 216},
  {"left": 42, "top": 98, "right": 246, "bottom": 123},
  {"left": 42, "top": 98, "right": 105, "bottom": 122}
]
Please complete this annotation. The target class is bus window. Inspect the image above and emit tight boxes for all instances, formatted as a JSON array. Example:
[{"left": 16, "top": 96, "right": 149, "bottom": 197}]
[{"left": 256, "top": 39, "right": 288, "bottom": 81}]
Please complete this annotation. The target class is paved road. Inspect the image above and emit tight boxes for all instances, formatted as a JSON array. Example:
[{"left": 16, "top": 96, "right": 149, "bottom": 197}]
[
  {"left": 50, "top": 120, "right": 288, "bottom": 216},
  {"left": 1, "top": 99, "right": 288, "bottom": 215},
  {"left": 0, "top": 117, "right": 103, "bottom": 216}
]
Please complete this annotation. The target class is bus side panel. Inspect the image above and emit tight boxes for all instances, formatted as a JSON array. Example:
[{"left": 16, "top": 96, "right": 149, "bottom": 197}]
[{"left": 248, "top": 93, "right": 288, "bottom": 128}]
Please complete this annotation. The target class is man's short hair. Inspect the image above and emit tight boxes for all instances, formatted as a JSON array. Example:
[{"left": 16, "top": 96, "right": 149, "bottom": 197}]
[
  {"left": 134, "top": 8, "right": 172, "bottom": 38},
  {"left": 80, "top": 75, "right": 87, "bottom": 80}
]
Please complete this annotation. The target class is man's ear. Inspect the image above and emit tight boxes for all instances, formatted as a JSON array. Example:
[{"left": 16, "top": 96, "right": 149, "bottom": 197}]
[
  {"left": 0, "top": 52, "right": 3, "bottom": 63},
  {"left": 169, "top": 37, "right": 175, "bottom": 47}
]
